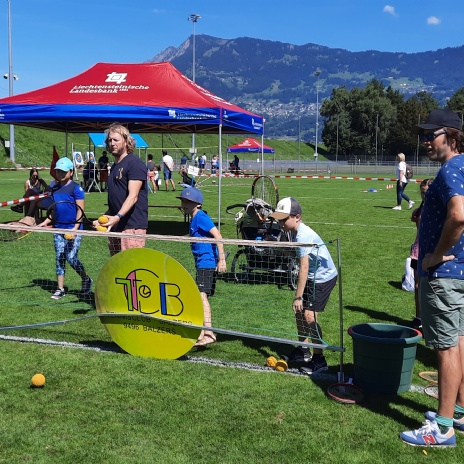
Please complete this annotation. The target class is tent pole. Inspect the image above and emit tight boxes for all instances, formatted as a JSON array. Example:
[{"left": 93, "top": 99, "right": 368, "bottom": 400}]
[
  {"left": 261, "top": 132, "right": 265, "bottom": 177},
  {"left": 218, "top": 124, "right": 222, "bottom": 231}
]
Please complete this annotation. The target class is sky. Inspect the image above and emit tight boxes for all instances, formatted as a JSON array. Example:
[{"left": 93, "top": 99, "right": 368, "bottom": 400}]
[{"left": 1, "top": 0, "right": 463, "bottom": 97}]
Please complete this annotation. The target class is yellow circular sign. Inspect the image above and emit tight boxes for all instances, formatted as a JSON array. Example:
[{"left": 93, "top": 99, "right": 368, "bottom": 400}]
[{"left": 95, "top": 248, "right": 203, "bottom": 359}]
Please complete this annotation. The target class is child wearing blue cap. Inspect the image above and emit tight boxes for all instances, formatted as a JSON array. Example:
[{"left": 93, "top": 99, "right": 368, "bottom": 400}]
[
  {"left": 178, "top": 187, "right": 227, "bottom": 346},
  {"left": 38, "top": 157, "right": 92, "bottom": 299}
]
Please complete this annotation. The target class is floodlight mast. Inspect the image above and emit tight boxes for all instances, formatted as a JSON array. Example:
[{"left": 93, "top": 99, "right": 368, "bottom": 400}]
[
  {"left": 6, "top": 0, "right": 15, "bottom": 163},
  {"left": 314, "top": 70, "right": 321, "bottom": 159},
  {"left": 188, "top": 14, "right": 201, "bottom": 156}
]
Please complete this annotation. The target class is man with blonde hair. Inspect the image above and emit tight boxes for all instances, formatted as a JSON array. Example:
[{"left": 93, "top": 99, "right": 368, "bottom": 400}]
[{"left": 93, "top": 123, "right": 148, "bottom": 255}]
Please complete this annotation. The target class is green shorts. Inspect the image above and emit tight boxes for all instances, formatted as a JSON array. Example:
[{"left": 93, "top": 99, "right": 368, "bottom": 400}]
[{"left": 419, "top": 277, "right": 464, "bottom": 349}]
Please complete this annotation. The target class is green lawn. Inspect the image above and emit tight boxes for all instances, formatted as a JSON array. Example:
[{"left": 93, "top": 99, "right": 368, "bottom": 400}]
[{"left": 0, "top": 171, "right": 460, "bottom": 463}]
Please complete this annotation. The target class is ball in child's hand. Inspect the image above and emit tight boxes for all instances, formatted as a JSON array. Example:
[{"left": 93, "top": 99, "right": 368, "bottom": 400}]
[{"left": 98, "top": 216, "right": 109, "bottom": 224}]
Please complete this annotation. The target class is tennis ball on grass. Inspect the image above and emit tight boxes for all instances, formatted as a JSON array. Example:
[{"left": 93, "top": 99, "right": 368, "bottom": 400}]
[
  {"left": 275, "top": 360, "right": 288, "bottom": 372},
  {"left": 96, "top": 225, "right": 108, "bottom": 232},
  {"left": 98, "top": 216, "right": 109, "bottom": 224},
  {"left": 266, "top": 356, "right": 277, "bottom": 368},
  {"left": 31, "top": 373, "right": 45, "bottom": 387},
  {"left": 64, "top": 233, "right": 74, "bottom": 240}
]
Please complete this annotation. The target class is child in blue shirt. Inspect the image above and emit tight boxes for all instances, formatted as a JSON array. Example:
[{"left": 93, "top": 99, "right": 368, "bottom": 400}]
[
  {"left": 38, "top": 157, "right": 92, "bottom": 299},
  {"left": 178, "top": 187, "right": 227, "bottom": 346}
]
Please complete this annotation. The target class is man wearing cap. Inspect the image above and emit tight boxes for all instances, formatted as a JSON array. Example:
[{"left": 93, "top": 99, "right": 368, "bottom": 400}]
[
  {"left": 177, "top": 187, "right": 227, "bottom": 346},
  {"left": 401, "top": 109, "right": 464, "bottom": 447},
  {"left": 94, "top": 123, "right": 148, "bottom": 255},
  {"left": 270, "top": 197, "right": 338, "bottom": 375}
]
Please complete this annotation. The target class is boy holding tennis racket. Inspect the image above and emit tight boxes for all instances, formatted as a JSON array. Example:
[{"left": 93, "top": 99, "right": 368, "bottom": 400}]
[
  {"left": 270, "top": 197, "right": 338, "bottom": 375},
  {"left": 38, "top": 157, "right": 92, "bottom": 299},
  {"left": 177, "top": 187, "right": 227, "bottom": 346}
]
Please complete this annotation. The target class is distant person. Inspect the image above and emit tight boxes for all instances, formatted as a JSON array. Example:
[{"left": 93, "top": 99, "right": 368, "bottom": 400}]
[
  {"left": 179, "top": 168, "right": 196, "bottom": 188},
  {"left": 147, "top": 154, "right": 158, "bottom": 192},
  {"left": 400, "top": 109, "right": 464, "bottom": 448},
  {"left": 162, "top": 150, "right": 176, "bottom": 191},
  {"left": 37, "top": 157, "right": 92, "bottom": 299},
  {"left": 233, "top": 154, "right": 240, "bottom": 173},
  {"left": 198, "top": 153, "right": 206, "bottom": 174},
  {"left": 180, "top": 154, "right": 188, "bottom": 173},
  {"left": 11, "top": 168, "right": 50, "bottom": 220},
  {"left": 270, "top": 197, "right": 338, "bottom": 375},
  {"left": 98, "top": 150, "right": 109, "bottom": 191},
  {"left": 211, "top": 155, "right": 219, "bottom": 174},
  {"left": 177, "top": 187, "right": 227, "bottom": 346},
  {"left": 93, "top": 123, "right": 148, "bottom": 256},
  {"left": 392, "top": 153, "right": 414, "bottom": 210}
]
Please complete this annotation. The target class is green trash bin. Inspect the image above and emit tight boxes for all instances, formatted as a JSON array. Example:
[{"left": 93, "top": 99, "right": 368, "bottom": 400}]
[{"left": 348, "top": 323, "right": 422, "bottom": 394}]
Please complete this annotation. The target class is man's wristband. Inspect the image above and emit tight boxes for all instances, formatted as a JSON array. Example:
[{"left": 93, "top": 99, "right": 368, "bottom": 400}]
[
  {"left": 293, "top": 296, "right": 303, "bottom": 301},
  {"left": 116, "top": 213, "right": 123, "bottom": 219}
]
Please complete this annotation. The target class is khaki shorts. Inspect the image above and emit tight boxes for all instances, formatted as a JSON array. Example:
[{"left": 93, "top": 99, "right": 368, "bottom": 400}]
[{"left": 419, "top": 277, "right": 464, "bottom": 349}]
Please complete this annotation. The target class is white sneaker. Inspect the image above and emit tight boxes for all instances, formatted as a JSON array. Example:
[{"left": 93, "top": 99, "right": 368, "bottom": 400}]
[
  {"left": 392, "top": 206, "right": 401, "bottom": 210},
  {"left": 409, "top": 201, "right": 415, "bottom": 209}
]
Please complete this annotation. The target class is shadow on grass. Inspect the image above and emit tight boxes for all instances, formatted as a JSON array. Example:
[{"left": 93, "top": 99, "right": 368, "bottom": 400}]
[
  {"left": 310, "top": 372, "right": 433, "bottom": 429},
  {"left": 388, "top": 280, "right": 404, "bottom": 290}
]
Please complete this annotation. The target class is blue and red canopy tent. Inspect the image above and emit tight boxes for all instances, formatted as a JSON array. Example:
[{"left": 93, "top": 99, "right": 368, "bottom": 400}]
[{"left": 0, "top": 62, "right": 265, "bottom": 225}]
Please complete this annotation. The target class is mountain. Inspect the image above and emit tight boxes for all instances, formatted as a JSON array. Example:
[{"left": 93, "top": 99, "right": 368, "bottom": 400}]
[{"left": 149, "top": 35, "right": 464, "bottom": 138}]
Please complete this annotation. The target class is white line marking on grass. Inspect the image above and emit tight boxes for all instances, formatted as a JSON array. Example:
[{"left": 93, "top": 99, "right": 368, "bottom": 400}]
[{"left": 310, "top": 221, "right": 415, "bottom": 230}]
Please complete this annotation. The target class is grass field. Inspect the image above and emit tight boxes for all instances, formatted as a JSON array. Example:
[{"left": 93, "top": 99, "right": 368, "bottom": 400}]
[{"left": 0, "top": 170, "right": 461, "bottom": 463}]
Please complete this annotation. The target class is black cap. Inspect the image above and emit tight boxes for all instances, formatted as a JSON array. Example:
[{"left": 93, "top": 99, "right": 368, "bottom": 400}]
[{"left": 416, "top": 109, "right": 462, "bottom": 132}]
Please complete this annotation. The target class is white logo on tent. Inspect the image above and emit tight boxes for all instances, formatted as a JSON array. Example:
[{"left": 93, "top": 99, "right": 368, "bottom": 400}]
[{"left": 106, "top": 72, "right": 127, "bottom": 84}]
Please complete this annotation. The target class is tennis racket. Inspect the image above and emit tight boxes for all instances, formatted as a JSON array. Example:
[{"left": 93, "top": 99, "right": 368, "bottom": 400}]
[
  {"left": 327, "top": 382, "right": 365, "bottom": 404},
  {"left": 0, "top": 217, "right": 36, "bottom": 242},
  {"left": 419, "top": 371, "right": 438, "bottom": 384},
  {"left": 251, "top": 175, "right": 279, "bottom": 223},
  {"left": 45, "top": 201, "right": 93, "bottom": 227},
  {"left": 424, "top": 384, "right": 439, "bottom": 400}
]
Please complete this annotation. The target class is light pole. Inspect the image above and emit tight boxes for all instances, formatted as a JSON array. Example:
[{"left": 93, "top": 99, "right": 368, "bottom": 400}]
[
  {"left": 298, "top": 115, "right": 301, "bottom": 171},
  {"left": 374, "top": 113, "right": 379, "bottom": 174},
  {"left": 6, "top": 0, "right": 15, "bottom": 163},
  {"left": 314, "top": 71, "right": 321, "bottom": 160},
  {"left": 188, "top": 14, "right": 201, "bottom": 156}
]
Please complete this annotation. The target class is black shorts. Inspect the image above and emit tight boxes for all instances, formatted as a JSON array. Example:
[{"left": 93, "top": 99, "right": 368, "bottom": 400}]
[
  {"left": 196, "top": 268, "right": 217, "bottom": 296},
  {"left": 303, "top": 276, "right": 337, "bottom": 312}
]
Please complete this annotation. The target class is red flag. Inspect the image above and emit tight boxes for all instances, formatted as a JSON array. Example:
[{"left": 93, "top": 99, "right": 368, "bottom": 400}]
[{"left": 50, "top": 146, "right": 60, "bottom": 181}]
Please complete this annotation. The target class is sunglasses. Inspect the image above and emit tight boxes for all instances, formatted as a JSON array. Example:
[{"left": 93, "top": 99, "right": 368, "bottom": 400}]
[{"left": 419, "top": 130, "right": 447, "bottom": 142}]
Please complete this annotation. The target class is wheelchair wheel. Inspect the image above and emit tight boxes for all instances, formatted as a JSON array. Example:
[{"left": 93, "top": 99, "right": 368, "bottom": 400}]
[
  {"left": 231, "top": 249, "right": 250, "bottom": 283},
  {"left": 287, "top": 258, "right": 299, "bottom": 290}
]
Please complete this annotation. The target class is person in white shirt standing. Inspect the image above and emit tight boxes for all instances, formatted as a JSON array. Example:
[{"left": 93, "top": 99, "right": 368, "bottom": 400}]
[
  {"left": 392, "top": 152, "right": 414, "bottom": 210},
  {"left": 162, "top": 150, "right": 176, "bottom": 192}
]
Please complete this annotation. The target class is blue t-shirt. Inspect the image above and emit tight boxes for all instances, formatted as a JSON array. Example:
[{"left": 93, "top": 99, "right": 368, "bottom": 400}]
[
  {"left": 108, "top": 154, "right": 148, "bottom": 231},
  {"left": 294, "top": 222, "right": 338, "bottom": 283},
  {"left": 49, "top": 180, "right": 85, "bottom": 230},
  {"left": 418, "top": 154, "right": 464, "bottom": 279},
  {"left": 189, "top": 210, "right": 218, "bottom": 269}
]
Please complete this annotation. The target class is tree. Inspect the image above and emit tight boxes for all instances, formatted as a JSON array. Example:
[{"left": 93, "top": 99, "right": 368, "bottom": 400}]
[{"left": 446, "top": 87, "right": 464, "bottom": 119}]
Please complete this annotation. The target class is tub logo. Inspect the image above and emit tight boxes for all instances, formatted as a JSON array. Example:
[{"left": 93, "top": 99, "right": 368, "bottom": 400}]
[
  {"left": 115, "top": 268, "right": 183, "bottom": 317},
  {"left": 95, "top": 248, "right": 203, "bottom": 359}
]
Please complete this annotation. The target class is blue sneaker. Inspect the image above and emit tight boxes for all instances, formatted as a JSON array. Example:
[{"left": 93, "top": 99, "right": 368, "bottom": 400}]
[
  {"left": 425, "top": 411, "right": 464, "bottom": 433},
  {"left": 400, "top": 420, "right": 456, "bottom": 447},
  {"left": 81, "top": 277, "right": 93, "bottom": 294}
]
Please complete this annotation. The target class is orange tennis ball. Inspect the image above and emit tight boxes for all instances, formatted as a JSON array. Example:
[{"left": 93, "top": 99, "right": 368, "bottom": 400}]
[
  {"left": 31, "top": 373, "right": 45, "bottom": 387},
  {"left": 275, "top": 360, "right": 288, "bottom": 372},
  {"left": 96, "top": 225, "right": 108, "bottom": 232},
  {"left": 98, "top": 216, "right": 109, "bottom": 225},
  {"left": 266, "top": 356, "right": 277, "bottom": 368}
]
